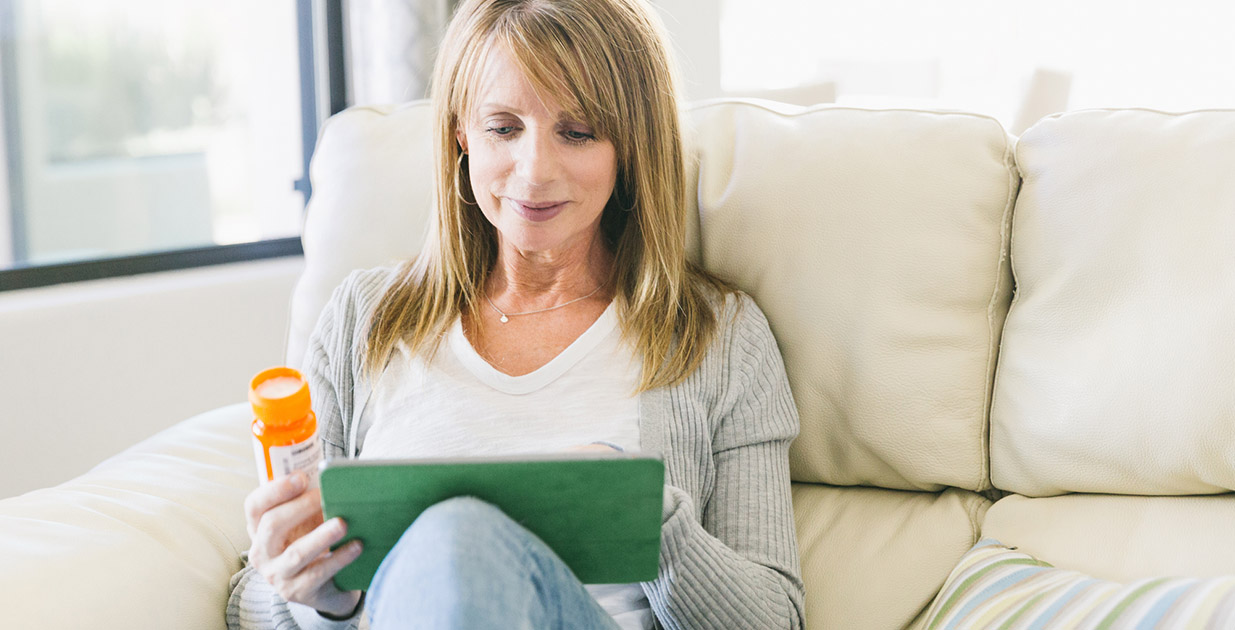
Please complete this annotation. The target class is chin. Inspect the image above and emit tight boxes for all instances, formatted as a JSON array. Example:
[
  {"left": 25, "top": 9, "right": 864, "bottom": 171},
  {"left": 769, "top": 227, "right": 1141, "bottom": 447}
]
[{"left": 498, "top": 229, "right": 562, "bottom": 254}]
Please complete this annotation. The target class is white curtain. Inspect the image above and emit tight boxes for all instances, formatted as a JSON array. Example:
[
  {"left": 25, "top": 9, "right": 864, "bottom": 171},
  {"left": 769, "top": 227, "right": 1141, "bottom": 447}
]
[{"left": 344, "top": 0, "right": 457, "bottom": 105}]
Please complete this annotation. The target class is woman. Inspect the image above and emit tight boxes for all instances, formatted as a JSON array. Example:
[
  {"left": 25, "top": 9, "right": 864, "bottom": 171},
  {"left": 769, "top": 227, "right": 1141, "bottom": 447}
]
[{"left": 228, "top": 0, "right": 804, "bottom": 628}]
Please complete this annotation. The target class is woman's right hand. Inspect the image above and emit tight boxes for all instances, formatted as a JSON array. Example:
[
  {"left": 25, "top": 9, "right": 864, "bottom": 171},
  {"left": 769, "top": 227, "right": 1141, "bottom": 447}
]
[{"left": 244, "top": 472, "right": 365, "bottom": 618}]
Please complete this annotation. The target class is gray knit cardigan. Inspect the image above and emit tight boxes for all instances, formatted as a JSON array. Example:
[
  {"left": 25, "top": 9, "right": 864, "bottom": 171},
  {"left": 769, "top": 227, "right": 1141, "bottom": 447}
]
[{"left": 227, "top": 267, "right": 805, "bottom": 630}]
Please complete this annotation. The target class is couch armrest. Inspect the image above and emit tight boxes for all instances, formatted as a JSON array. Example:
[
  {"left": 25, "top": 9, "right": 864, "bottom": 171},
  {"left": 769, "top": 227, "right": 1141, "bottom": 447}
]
[{"left": 0, "top": 403, "right": 256, "bottom": 630}]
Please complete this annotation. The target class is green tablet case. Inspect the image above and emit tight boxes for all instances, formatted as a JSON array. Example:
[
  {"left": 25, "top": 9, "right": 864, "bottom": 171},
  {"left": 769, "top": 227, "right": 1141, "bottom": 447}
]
[{"left": 319, "top": 454, "right": 665, "bottom": 591}]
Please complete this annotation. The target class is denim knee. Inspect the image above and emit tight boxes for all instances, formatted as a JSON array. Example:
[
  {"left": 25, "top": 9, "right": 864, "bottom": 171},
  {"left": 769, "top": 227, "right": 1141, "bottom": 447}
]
[
  {"left": 401, "top": 496, "right": 518, "bottom": 551},
  {"left": 368, "top": 496, "right": 616, "bottom": 630},
  {"left": 418, "top": 495, "right": 504, "bottom": 523},
  {"left": 372, "top": 497, "right": 520, "bottom": 598}
]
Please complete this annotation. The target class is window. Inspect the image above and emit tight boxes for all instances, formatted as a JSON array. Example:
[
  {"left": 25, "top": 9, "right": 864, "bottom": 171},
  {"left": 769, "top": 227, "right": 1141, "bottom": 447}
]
[
  {"left": 721, "top": 0, "right": 1235, "bottom": 132},
  {"left": 0, "top": 0, "right": 345, "bottom": 290}
]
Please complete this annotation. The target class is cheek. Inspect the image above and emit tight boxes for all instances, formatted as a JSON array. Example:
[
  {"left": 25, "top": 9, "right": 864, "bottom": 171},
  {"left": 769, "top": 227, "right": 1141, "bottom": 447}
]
[
  {"left": 577, "top": 150, "right": 618, "bottom": 200},
  {"left": 465, "top": 148, "right": 504, "bottom": 198}
]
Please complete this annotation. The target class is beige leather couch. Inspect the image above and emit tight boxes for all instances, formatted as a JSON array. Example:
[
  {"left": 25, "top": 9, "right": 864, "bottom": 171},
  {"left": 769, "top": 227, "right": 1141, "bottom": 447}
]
[{"left": 3, "top": 100, "right": 1233, "bottom": 629}]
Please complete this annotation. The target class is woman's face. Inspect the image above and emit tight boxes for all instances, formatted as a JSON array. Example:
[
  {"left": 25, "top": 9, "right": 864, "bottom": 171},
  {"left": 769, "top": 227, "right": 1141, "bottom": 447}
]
[{"left": 457, "top": 45, "right": 618, "bottom": 258}]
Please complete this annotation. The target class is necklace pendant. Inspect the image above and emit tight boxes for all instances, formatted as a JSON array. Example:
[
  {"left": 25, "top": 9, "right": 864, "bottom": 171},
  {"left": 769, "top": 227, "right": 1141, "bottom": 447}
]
[{"left": 499, "top": 314, "right": 509, "bottom": 323}]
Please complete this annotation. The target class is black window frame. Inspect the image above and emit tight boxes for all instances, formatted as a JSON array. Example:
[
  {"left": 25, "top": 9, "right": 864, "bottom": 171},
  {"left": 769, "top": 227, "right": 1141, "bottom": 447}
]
[{"left": 0, "top": 0, "right": 346, "bottom": 292}]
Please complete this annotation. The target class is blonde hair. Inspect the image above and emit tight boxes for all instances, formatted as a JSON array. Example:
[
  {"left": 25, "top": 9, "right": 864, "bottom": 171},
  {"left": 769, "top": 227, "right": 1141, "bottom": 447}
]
[{"left": 365, "top": 0, "right": 733, "bottom": 391}]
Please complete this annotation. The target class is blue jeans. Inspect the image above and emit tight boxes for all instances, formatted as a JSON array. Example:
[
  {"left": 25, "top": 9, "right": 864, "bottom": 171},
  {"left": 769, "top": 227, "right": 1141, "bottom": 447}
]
[{"left": 366, "top": 496, "right": 622, "bottom": 629}]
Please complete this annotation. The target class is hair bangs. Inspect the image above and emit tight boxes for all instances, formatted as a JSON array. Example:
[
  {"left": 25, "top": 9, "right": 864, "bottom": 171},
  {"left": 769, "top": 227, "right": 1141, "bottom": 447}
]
[
  {"left": 494, "top": 6, "right": 622, "bottom": 142},
  {"left": 446, "top": 31, "right": 496, "bottom": 133}
]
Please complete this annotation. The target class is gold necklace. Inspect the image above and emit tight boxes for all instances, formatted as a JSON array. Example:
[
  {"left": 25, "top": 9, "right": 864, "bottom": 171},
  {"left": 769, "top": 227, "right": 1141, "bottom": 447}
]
[{"left": 485, "top": 285, "right": 604, "bottom": 323}]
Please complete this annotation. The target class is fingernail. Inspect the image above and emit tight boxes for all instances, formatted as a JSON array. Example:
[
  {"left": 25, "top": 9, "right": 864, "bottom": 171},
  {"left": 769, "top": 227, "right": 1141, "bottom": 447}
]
[
  {"left": 349, "top": 540, "right": 364, "bottom": 554},
  {"left": 290, "top": 473, "right": 306, "bottom": 490}
]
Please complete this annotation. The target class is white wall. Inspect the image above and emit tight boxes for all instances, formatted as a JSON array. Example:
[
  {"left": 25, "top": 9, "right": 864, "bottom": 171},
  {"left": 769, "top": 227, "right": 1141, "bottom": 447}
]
[
  {"left": 0, "top": 256, "right": 303, "bottom": 498},
  {"left": 652, "top": 0, "right": 721, "bottom": 101}
]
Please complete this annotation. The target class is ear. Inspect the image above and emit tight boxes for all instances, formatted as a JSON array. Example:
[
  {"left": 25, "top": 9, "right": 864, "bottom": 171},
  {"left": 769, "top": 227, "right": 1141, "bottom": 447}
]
[{"left": 456, "top": 126, "right": 469, "bottom": 154}]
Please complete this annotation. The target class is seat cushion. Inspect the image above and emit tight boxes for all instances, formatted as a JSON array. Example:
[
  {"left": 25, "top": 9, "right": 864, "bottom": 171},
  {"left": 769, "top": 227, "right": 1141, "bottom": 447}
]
[
  {"left": 981, "top": 493, "right": 1235, "bottom": 582},
  {"left": 792, "top": 483, "right": 990, "bottom": 630}
]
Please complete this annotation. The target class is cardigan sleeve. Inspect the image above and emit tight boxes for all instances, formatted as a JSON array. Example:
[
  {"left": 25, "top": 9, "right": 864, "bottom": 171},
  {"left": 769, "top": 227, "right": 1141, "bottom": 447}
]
[
  {"left": 645, "top": 296, "right": 806, "bottom": 630},
  {"left": 303, "top": 267, "right": 398, "bottom": 460},
  {"left": 226, "top": 270, "right": 387, "bottom": 630}
]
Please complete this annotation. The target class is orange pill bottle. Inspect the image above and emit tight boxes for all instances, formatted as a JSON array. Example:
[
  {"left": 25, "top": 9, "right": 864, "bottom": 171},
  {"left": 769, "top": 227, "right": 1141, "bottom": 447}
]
[{"left": 249, "top": 367, "right": 323, "bottom": 484}]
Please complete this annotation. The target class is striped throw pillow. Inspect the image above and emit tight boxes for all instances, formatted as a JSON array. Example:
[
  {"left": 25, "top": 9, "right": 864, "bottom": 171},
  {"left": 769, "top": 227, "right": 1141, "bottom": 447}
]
[{"left": 922, "top": 539, "right": 1235, "bottom": 629}]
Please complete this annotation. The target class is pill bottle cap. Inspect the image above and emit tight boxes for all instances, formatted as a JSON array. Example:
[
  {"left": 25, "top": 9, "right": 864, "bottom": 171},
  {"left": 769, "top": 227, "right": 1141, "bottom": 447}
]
[{"left": 249, "top": 367, "right": 312, "bottom": 427}]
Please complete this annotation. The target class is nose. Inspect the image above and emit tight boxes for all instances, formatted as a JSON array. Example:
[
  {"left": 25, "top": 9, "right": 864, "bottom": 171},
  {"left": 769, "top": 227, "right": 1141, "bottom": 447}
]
[{"left": 512, "top": 127, "right": 562, "bottom": 187}]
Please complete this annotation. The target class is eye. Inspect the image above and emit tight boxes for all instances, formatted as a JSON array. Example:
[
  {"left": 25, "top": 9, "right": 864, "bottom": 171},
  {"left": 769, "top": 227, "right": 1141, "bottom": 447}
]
[
  {"left": 563, "top": 129, "right": 596, "bottom": 143},
  {"left": 486, "top": 126, "right": 518, "bottom": 136}
]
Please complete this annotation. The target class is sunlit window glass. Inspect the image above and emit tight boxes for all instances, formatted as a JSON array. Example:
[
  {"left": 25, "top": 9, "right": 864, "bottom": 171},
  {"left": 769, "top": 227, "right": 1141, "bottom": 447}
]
[{"left": 0, "top": 0, "right": 305, "bottom": 269}]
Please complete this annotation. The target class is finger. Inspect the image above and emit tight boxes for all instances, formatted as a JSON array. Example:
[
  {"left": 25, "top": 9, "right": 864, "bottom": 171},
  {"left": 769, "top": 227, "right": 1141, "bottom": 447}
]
[
  {"left": 244, "top": 473, "right": 308, "bottom": 539},
  {"left": 301, "top": 539, "right": 365, "bottom": 593},
  {"left": 251, "top": 488, "right": 324, "bottom": 564},
  {"left": 269, "top": 517, "right": 350, "bottom": 578}
]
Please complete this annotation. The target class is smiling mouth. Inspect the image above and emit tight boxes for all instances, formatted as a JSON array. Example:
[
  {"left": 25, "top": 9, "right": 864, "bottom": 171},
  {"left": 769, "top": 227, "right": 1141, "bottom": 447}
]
[
  {"left": 513, "top": 199, "right": 566, "bottom": 210},
  {"left": 506, "top": 198, "right": 568, "bottom": 222}
]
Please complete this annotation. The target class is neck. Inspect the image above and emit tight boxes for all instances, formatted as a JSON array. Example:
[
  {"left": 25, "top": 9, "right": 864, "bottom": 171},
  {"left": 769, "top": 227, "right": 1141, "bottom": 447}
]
[{"left": 487, "top": 233, "right": 613, "bottom": 308}]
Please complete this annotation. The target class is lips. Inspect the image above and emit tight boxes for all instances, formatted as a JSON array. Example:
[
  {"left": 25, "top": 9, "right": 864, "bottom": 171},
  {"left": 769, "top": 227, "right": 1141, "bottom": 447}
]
[{"left": 506, "top": 198, "right": 567, "bottom": 222}]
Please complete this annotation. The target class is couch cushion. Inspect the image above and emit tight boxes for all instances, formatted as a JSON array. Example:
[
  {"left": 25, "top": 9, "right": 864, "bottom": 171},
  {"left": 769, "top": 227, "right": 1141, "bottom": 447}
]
[
  {"left": 690, "top": 101, "right": 1017, "bottom": 491},
  {"left": 981, "top": 493, "right": 1235, "bottom": 582},
  {"left": 0, "top": 403, "right": 254, "bottom": 630},
  {"left": 991, "top": 108, "right": 1235, "bottom": 497},
  {"left": 921, "top": 538, "right": 1235, "bottom": 629},
  {"left": 286, "top": 102, "right": 435, "bottom": 368},
  {"left": 792, "top": 483, "right": 990, "bottom": 630}
]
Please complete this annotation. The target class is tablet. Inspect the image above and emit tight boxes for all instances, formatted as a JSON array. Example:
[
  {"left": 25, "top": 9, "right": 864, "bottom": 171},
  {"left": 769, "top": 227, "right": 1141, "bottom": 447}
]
[{"left": 318, "top": 453, "right": 665, "bottom": 591}]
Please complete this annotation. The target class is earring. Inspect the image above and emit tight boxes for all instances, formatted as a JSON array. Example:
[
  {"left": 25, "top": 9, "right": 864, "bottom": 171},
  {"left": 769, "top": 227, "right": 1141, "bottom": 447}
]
[
  {"left": 455, "top": 152, "right": 476, "bottom": 206},
  {"left": 618, "top": 185, "right": 636, "bottom": 212}
]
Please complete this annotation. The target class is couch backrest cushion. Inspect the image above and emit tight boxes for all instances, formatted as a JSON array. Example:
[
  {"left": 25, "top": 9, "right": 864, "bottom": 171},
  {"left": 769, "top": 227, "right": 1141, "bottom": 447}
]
[
  {"left": 991, "top": 109, "right": 1235, "bottom": 497},
  {"left": 288, "top": 99, "right": 1019, "bottom": 492},
  {"left": 286, "top": 102, "right": 435, "bottom": 369},
  {"left": 689, "top": 101, "right": 1017, "bottom": 491}
]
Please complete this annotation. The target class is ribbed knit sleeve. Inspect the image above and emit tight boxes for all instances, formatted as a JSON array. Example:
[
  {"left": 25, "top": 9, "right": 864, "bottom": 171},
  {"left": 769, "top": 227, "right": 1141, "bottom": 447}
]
[
  {"left": 226, "top": 559, "right": 363, "bottom": 630},
  {"left": 643, "top": 295, "right": 806, "bottom": 630},
  {"left": 304, "top": 267, "right": 397, "bottom": 459},
  {"left": 226, "top": 269, "right": 392, "bottom": 630}
]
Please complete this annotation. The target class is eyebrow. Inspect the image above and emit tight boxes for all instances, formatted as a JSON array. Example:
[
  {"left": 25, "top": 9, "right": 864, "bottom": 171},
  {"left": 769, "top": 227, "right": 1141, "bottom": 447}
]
[
  {"left": 476, "top": 102, "right": 584, "bottom": 124},
  {"left": 477, "top": 102, "right": 525, "bottom": 116}
]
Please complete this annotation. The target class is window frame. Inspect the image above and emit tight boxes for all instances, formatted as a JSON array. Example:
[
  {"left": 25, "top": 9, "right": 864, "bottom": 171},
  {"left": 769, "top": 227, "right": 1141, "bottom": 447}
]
[{"left": 0, "top": 0, "right": 347, "bottom": 292}]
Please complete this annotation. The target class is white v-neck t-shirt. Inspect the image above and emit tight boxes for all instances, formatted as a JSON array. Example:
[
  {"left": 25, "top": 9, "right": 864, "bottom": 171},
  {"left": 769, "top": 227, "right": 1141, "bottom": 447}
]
[{"left": 355, "top": 303, "right": 653, "bottom": 628}]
